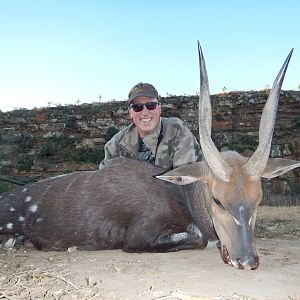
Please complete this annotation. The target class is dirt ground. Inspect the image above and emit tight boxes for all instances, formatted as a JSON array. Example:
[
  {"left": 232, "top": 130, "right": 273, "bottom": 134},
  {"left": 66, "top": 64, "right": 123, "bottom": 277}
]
[{"left": 0, "top": 206, "right": 299, "bottom": 300}]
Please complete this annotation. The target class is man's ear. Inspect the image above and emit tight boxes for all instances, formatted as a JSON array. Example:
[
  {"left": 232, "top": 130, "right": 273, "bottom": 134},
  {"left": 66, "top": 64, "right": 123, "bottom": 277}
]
[
  {"left": 128, "top": 108, "right": 133, "bottom": 119},
  {"left": 156, "top": 161, "right": 211, "bottom": 185}
]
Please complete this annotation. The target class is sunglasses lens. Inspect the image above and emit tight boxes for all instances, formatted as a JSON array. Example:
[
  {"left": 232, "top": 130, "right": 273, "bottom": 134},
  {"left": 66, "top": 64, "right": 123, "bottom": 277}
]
[
  {"left": 130, "top": 102, "right": 159, "bottom": 112},
  {"left": 145, "top": 102, "right": 158, "bottom": 110},
  {"left": 131, "top": 104, "right": 144, "bottom": 112}
]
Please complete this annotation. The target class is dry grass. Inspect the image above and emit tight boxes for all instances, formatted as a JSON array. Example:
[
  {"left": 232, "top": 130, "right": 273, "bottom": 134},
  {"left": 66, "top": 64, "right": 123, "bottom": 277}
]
[{"left": 255, "top": 206, "right": 300, "bottom": 239}]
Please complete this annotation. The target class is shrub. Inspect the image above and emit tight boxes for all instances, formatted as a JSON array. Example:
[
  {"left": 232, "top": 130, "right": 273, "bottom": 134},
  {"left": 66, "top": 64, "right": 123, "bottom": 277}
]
[
  {"left": 38, "top": 144, "right": 54, "bottom": 158},
  {"left": 239, "top": 136, "right": 258, "bottom": 146},
  {"left": 39, "top": 135, "right": 79, "bottom": 162},
  {"left": 73, "top": 148, "right": 105, "bottom": 164},
  {"left": 214, "top": 113, "right": 223, "bottom": 122},
  {"left": 0, "top": 180, "right": 13, "bottom": 193},
  {"left": 16, "top": 155, "right": 33, "bottom": 172},
  {"left": 65, "top": 116, "right": 77, "bottom": 130},
  {"left": 1, "top": 133, "right": 35, "bottom": 151},
  {"left": 190, "top": 128, "right": 199, "bottom": 140},
  {"left": 293, "top": 120, "right": 300, "bottom": 129},
  {"left": 105, "top": 126, "right": 119, "bottom": 142}
]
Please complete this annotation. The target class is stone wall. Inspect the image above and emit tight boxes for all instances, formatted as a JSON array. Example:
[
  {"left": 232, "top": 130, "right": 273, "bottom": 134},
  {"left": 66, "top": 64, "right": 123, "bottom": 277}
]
[{"left": 0, "top": 90, "right": 299, "bottom": 204}]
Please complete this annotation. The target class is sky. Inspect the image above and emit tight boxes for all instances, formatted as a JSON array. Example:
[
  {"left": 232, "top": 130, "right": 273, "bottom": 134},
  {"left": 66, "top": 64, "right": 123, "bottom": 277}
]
[{"left": 0, "top": 0, "right": 299, "bottom": 112}]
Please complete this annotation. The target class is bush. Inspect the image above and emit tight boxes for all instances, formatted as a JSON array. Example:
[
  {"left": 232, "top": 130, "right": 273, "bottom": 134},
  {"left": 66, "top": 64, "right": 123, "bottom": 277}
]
[
  {"left": 1, "top": 132, "right": 35, "bottom": 151},
  {"left": 73, "top": 148, "right": 105, "bottom": 164},
  {"left": 190, "top": 128, "right": 199, "bottom": 140},
  {"left": 65, "top": 116, "right": 77, "bottom": 130},
  {"left": 105, "top": 126, "right": 119, "bottom": 142},
  {"left": 239, "top": 136, "right": 258, "bottom": 146},
  {"left": 0, "top": 180, "right": 13, "bottom": 193},
  {"left": 38, "top": 144, "right": 54, "bottom": 158},
  {"left": 214, "top": 113, "right": 223, "bottom": 122},
  {"left": 39, "top": 135, "right": 79, "bottom": 162},
  {"left": 293, "top": 120, "right": 300, "bottom": 129},
  {"left": 16, "top": 155, "right": 33, "bottom": 172}
]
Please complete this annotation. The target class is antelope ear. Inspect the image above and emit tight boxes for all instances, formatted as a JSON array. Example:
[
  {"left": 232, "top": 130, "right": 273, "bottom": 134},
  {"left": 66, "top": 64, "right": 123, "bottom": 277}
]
[
  {"left": 261, "top": 158, "right": 300, "bottom": 179},
  {"left": 156, "top": 161, "right": 211, "bottom": 185}
]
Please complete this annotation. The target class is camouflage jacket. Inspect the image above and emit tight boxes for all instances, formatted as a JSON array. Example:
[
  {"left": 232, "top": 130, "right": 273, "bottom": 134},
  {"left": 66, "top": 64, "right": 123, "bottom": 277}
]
[{"left": 99, "top": 117, "right": 202, "bottom": 170}]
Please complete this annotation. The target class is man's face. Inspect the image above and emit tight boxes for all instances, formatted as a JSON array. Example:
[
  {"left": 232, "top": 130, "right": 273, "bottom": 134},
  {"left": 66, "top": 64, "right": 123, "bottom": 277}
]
[{"left": 129, "top": 96, "right": 161, "bottom": 138}]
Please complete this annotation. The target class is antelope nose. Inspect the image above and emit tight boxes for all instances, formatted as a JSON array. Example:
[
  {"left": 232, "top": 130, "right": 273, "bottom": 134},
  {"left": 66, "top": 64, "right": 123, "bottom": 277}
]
[{"left": 238, "top": 255, "right": 260, "bottom": 270}]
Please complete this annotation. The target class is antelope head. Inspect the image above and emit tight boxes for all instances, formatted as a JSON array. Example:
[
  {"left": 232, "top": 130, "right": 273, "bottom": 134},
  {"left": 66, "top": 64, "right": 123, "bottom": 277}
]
[{"left": 158, "top": 43, "right": 300, "bottom": 270}]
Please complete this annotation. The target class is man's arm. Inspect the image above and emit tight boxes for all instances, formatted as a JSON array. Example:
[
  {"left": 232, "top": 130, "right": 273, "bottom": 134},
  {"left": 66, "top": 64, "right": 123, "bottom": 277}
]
[
  {"left": 172, "top": 124, "right": 203, "bottom": 169},
  {"left": 99, "top": 138, "right": 120, "bottom": 169}
]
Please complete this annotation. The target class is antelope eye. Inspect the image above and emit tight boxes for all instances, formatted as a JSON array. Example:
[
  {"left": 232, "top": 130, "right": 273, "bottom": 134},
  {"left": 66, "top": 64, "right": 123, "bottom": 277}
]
[{"left": 213, "top": 197, "right": 225, "bottom": 209}]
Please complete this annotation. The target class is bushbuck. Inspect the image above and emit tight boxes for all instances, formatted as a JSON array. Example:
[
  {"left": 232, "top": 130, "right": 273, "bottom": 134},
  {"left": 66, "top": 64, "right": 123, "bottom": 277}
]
[{"left": 0, "top": 43, "right": 299, "bottom": 270}]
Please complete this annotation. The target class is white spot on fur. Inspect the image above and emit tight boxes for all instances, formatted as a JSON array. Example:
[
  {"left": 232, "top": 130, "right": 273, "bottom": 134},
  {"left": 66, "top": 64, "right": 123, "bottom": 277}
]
[
  {"left": 29, "top": 204, "right": 38, "bottom": 213},
  {"left": 6, "top": 223, "right": 13, "bottom": 230},
  {"left": 22, "top": 187, "right": 28, "bottom": 192},
  {"left": 233, "top": 216, "right": 241, "bottom": 226},
  {"left": 4, "top": 238, "right": 16, "bottom": 248},
  {"left": 0, "top": 226, "right": 3, "bottom": 231},
  {"left": 25, "top": 196, "right": 32, "bottom": 202},
  {"left": 249, "top": 216, "right": 253, "bottom": 226},
  {"left": 170, "top": 232, "right": 188, "bottom": 244},
  {"left": 9, "top": 207, "right": 16, "bottom": 212},
  {"left": 239, "top": 205, "right": 245, "bottom": 213},
  {"left": 187, "top": 224, "right": 203, "bottom": 238},
  {"left": 18, "top": 216, "right": 25, "bottom": 222},
  {"left": 35, "top": 217, "right": 43, "bottom": 223},
  {"left": 207, "top": 240, "right": 219, "bottom": 248}
]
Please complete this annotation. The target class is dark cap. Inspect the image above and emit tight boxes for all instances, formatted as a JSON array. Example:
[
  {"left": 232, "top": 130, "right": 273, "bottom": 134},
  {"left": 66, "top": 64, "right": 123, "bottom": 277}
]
[{"left": 128, "top": 82, "right": 159, "bottom": 105}]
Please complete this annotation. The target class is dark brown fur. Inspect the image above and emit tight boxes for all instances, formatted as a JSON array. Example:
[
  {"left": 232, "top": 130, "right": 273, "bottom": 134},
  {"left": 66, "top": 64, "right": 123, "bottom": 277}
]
[{"left": 0, "top": 158, "right": 216, "bottom": 251}]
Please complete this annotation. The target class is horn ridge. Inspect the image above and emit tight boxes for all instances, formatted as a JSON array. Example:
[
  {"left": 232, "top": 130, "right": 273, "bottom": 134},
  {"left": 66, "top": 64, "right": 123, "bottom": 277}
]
[
  {"left": 198, "top": 41, "right": 212, "bottom": 135},
  {"left": 244, "top": 49, "right": 293, "bottom": 178},
  {"left": 197, "top": 41, "right": 231, "bottom": 182},
  {"left": 271, "top": 49, "right": 293, "bottom": 89}
]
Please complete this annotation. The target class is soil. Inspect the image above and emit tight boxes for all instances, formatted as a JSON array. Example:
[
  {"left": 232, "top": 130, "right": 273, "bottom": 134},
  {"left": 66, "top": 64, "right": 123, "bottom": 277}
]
[{"left": 0, "top": 206, "right": 299, "bottom": 300}]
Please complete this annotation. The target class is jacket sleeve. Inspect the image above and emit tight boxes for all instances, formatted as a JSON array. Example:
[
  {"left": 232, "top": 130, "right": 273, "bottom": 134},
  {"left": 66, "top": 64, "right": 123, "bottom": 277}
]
[
  {"left": 172, "top": 124, "right": 203, "bottom": 169},
  {"left": 99, "top": 136, "right": 121, "bottom": 169}
]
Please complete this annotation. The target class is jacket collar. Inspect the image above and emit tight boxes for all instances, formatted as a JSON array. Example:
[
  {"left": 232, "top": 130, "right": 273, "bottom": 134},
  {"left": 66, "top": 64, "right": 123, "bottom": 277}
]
[{"left": 119, "top": 118, "right": 162, "bottom": 156}]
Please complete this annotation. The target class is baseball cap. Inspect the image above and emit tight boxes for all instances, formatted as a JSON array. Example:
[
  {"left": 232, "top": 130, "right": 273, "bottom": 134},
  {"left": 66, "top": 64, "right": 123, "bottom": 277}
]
[{"left": 128, "top": 82, "right": 159, "bottom": 105}]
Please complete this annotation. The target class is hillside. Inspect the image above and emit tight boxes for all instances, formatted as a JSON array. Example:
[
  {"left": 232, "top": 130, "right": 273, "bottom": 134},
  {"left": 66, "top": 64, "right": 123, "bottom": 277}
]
[{"left": 0, "top": 90, "right": 299, "bottom": 204}]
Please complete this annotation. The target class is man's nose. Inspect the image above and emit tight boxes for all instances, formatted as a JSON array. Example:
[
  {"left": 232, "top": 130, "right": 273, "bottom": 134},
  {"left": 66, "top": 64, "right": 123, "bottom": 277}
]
[{"left": 140, "top": 105, "right": 150, "bottom": 113}]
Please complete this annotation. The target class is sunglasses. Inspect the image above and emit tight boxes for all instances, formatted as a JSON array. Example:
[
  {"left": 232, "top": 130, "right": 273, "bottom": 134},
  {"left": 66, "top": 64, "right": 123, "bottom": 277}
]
[{"left": 129, "top": 102, "right": 160, "bottom": 113}]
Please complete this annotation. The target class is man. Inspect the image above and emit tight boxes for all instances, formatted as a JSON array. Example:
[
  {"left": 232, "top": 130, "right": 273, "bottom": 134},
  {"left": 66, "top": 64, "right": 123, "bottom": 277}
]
[{"left": 100, "top": 82, "right": 202, "bottom": 169}]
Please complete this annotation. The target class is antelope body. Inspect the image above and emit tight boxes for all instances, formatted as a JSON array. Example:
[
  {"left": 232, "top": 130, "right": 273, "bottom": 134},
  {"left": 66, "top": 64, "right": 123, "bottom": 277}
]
[
  {"left": 0, "top": 159, "right": 216, "bottom": 251},
  {"left": 1, "top": 44, "right": 299, "bottom": 270}
]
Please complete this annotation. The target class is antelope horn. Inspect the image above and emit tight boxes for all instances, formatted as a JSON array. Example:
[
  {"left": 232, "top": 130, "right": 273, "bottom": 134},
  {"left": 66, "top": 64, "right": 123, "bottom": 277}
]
[
  {"left": 198, "top": 41, "right": 231, "bottom": 182},
  {"left": 244, "top": 49, "right": 293, "bottom": 178}
]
